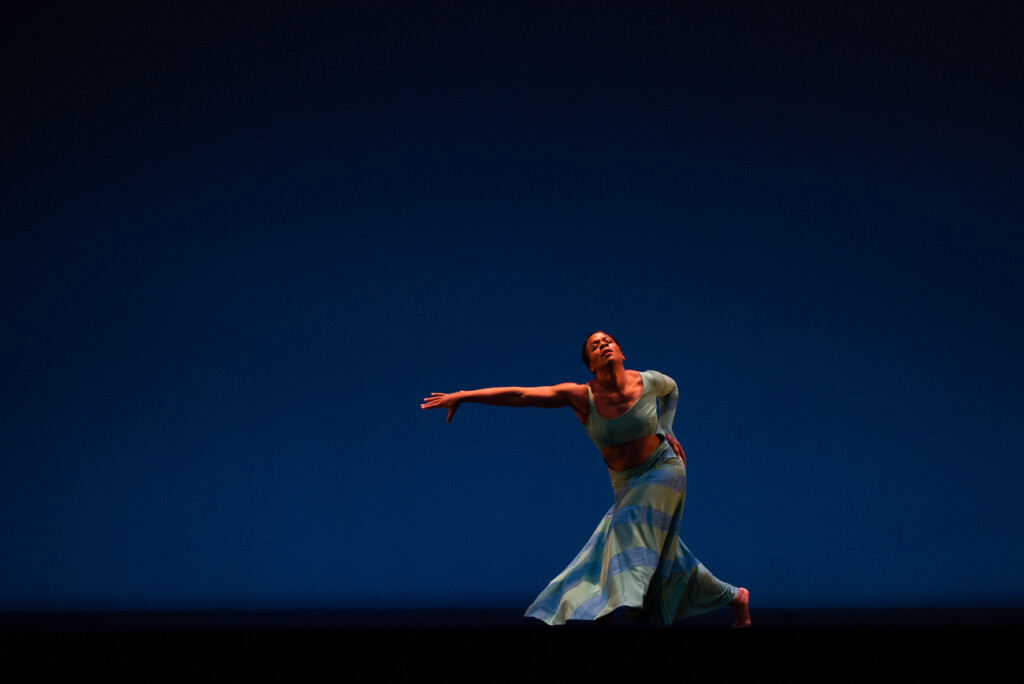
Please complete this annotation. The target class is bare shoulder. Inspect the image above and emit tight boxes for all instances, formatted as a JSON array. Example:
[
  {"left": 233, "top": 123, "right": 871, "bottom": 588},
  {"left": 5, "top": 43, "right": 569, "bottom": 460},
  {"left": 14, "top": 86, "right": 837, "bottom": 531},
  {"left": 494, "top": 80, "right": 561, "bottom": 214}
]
[
  {"left": 552, "top": 382, "right": 590, "bottom": 423},
  {"left": 545, "top": 381, "right": 590, "bottom": 405},
  {"left": 552, "top": 381, "right": 589, "bottom": 395},
  {"left": 515, "top": 382, "right": 589, "bottom": 410}
]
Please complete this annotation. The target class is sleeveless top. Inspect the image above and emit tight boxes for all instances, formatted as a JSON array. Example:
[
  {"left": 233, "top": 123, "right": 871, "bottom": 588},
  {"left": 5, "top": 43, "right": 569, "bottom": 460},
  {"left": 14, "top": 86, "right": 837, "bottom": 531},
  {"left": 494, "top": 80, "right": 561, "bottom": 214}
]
[{"left": 582, "top": 370, "right": 678, "bottom": 450}]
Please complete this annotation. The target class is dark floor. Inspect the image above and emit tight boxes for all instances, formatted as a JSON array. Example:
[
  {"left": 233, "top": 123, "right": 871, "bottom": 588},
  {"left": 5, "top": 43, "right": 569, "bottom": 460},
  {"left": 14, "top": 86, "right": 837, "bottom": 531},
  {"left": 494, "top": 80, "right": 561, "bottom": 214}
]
[
  {"left": 3, "top": 608, "right": 1018, "bottom": 677},
  {"left": 3, "top": 606, "right": 1021, "bottom": 631}
]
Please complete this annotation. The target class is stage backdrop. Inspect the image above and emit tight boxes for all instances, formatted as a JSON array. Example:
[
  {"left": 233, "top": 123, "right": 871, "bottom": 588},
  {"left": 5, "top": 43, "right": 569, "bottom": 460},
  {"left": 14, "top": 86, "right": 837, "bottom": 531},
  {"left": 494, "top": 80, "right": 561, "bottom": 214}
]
[{"left": 2, "top": 2, "right": 1021, "bottom": 612}]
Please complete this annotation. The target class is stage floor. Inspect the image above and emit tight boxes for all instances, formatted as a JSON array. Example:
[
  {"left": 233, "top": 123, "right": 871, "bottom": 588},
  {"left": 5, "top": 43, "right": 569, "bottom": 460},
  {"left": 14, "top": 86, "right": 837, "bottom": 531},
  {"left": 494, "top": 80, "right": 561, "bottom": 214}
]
[
  {"left": 3, "top": 608, "right": 1018, "bottom": 677},
  {"left": 3, "top": 606, "right": 1020, "bottom": 632}
]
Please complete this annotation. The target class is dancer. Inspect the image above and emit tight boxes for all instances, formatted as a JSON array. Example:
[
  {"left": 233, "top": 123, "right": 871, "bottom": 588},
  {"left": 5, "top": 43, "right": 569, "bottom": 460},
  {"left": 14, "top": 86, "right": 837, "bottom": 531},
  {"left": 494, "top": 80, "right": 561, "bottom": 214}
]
[{"left": 420, "top": 331, "right": 750, "bottom": 627}]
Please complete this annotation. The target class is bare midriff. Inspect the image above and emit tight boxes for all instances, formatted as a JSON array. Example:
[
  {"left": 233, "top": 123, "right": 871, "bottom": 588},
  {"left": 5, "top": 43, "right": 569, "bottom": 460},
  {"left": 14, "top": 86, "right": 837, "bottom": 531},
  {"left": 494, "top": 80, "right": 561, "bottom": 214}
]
[{"left": 602, "top": 433, "right": 663, "bottom": 472}]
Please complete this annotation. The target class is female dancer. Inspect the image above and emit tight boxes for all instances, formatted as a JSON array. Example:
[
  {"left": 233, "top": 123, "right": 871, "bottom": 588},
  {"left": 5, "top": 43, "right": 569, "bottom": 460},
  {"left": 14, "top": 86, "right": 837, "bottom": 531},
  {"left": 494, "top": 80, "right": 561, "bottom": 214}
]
[{"left": 420, "top": 331, "right": 750, "bottom": 627}]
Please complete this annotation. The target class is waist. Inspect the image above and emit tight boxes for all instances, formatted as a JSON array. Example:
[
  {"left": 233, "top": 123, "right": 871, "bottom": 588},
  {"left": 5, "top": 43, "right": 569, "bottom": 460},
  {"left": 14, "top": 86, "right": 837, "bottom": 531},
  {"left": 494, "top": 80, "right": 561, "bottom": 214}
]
[
  {"left": 607, "top": 439, "right": 679, "bottom": 488},
  {"left": 601, "top": 433, "right": 664, "bottom": 472}
]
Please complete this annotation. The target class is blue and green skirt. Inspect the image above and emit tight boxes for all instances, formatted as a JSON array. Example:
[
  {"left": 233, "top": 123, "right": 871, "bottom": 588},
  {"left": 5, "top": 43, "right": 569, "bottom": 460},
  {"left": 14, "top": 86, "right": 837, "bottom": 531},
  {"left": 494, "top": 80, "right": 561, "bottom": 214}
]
[{"left": 525, "top": 442, "right": 737, "bottom": 625}]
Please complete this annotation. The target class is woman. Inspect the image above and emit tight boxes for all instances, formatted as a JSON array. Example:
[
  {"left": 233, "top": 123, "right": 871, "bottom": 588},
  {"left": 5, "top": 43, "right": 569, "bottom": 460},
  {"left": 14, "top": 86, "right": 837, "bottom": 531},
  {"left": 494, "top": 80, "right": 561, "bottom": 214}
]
[{"left": 420, "top": 331, "right": 750, "bottom": 627}]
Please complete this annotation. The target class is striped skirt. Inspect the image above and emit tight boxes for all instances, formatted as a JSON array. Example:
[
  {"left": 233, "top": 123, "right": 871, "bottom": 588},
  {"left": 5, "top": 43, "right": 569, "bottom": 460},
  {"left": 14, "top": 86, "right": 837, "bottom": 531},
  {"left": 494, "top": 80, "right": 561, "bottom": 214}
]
[{"left": 525, "top": 441, "right": 737, "bottom": 625}]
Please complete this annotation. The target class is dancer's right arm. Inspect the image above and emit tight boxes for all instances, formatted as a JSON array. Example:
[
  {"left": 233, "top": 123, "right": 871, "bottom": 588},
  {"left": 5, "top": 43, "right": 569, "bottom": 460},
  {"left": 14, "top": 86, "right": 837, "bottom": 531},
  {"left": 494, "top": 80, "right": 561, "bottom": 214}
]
[{"left": 420, "top": 383, "right": 587, "bottom": 423}]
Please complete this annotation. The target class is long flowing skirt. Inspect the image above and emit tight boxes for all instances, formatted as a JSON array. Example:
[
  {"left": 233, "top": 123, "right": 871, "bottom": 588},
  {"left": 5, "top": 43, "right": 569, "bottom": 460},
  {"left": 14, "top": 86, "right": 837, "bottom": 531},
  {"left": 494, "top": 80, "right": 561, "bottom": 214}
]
[{"left": 525, "top": 442, "right": 737, "bottom": 625}]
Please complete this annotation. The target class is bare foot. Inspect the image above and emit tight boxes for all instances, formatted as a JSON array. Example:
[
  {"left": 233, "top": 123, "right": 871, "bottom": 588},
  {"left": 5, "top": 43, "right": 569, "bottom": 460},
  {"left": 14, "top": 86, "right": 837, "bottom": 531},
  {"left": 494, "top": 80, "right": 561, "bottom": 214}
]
[{"left": 730, "top": 587, "right": 751, "bottom": 628}]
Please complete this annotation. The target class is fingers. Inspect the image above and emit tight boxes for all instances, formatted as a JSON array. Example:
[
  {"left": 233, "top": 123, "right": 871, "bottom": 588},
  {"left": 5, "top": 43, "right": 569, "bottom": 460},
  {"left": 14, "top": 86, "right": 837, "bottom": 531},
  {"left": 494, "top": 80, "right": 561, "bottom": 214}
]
[
  {"left": 666, "top": 435, "right": 685, "bottom": 461},
  {"left": 421, "top": 393, "right": 449, "bottom": 409},
  {"left": 671, "top": 438, "right": 687, "bottom": 466},
  {"left": 421, "top": 393, "right": 456, "bottom": 423}
]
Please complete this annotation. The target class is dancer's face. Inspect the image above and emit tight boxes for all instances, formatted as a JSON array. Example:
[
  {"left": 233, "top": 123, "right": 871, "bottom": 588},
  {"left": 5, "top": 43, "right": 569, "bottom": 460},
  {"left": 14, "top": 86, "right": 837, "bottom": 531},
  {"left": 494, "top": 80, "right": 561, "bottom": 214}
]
[{"left": 585, "top": 332, "right": 622, "bottom": 373}]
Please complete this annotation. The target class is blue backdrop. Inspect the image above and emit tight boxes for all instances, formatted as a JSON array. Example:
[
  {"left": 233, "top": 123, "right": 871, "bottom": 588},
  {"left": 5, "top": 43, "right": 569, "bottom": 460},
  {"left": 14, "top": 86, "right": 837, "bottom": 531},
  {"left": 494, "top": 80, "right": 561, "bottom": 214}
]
[{"left": 2, "top": 2, "right": 1022, "bottom": 612}]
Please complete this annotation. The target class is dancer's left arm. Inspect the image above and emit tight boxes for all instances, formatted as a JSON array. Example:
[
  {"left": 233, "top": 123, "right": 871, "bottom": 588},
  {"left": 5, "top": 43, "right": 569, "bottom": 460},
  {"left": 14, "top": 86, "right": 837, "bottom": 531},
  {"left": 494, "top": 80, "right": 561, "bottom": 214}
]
[{"left": 652, "top": 371, "right": 685, "bottom": 466}]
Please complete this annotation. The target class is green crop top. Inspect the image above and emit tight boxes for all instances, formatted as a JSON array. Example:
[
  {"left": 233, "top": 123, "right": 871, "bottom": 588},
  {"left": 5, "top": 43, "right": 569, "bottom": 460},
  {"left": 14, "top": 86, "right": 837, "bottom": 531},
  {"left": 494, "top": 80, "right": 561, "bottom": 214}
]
[{"left": 582, "top": 370, "right": 678, "bottom": 450}]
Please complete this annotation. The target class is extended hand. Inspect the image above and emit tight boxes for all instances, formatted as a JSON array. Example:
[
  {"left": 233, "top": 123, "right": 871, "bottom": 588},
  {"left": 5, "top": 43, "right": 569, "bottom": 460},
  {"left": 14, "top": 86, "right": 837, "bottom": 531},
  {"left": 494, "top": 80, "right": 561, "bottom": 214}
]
[
  {"left": 666, "top": 434, "right": 686, "bottom": 467},
  {"left": 420, "top": 392, "right": 461, "bottom": 423}
]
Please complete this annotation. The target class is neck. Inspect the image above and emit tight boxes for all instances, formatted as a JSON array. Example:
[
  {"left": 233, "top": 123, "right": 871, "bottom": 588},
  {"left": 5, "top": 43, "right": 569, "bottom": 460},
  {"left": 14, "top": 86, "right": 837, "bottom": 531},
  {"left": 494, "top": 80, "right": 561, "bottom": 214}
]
[{"left": 593, "top": 362, "right": 628, "bottom": 389}]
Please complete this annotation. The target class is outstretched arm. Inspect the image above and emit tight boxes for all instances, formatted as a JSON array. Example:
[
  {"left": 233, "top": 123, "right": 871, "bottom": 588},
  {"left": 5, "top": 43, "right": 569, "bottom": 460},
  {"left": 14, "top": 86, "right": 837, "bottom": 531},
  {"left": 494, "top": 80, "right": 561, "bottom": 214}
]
[{"left": 421, "top": 383, "right": 585, "bottom": 423}]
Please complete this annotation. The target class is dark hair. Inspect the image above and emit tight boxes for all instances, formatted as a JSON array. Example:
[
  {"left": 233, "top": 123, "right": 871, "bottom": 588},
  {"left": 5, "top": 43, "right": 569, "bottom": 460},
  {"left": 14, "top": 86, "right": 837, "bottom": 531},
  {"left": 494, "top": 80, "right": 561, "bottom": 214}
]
[{"left": 581, "top": 331, "right": 619, "bottom": 371}]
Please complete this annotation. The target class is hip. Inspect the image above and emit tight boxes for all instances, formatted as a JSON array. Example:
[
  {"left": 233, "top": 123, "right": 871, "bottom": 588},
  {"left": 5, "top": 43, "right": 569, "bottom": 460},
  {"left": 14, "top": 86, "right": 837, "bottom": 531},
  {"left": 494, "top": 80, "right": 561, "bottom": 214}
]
[{"left": 608, "top": 438, "right": 685, "bottom": 491}]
